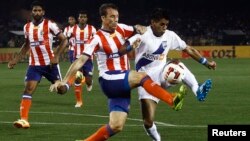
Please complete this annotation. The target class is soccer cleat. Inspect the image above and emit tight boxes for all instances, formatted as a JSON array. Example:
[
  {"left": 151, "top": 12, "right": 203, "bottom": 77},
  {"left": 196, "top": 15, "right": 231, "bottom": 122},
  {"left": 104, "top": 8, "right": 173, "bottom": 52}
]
[
  {"left": 196, "top": 79, "right": 212, "bottom": 101},
  {"left": 13, "top": 119, "right": 30, "bottom": 129},
  {"left": 172, "top": 85, "right": 187, "bottom": 111},
  {"left": 75, "top": 102, "right": 83, "bottom": 108},
  {"left": 86, "top": 84, "right": 93, "bottom": 92}
]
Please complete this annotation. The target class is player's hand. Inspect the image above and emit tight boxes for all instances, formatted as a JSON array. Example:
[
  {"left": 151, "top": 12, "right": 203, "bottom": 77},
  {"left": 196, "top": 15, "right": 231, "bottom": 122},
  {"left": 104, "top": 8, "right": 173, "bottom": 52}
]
[
  {"left": 206, "top": 61, "right": 216, "bottom": 70},
  {"left": 49, "top": 81, "right": 65, "bottom": 93},
  {"left": 134, "top": 25, "right": 147, "bottom": 34},
  {"left": 8, "top": 60, "right": 17, "bottom": 69},
  {"left": 131, "top": 38, "right": 141, "bottom": 49},
  {"left": 50, "top": 56, "right": 59, "bottom": 68}
]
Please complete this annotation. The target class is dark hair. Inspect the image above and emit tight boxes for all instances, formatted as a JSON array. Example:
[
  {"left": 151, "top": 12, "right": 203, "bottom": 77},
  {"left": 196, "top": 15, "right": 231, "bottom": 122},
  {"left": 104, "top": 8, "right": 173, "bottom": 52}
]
[
  {"left": 79, "top": 10, "right": 88, "bottom": 15},
  {"left": 150, "top": 8, "right": 169, "bottom": 21},
  {"left": 99, "top": 3, "right": 118, "bottom": 16},
  {"left": 30, "top": 1, "right": 44, "bottom": 10}
]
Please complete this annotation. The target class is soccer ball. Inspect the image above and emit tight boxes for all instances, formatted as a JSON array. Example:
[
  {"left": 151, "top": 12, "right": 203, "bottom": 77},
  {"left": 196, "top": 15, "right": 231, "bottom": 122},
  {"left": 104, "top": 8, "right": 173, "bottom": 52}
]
[
  {"left": 75, "top": 71, "right": 84, "bottom": 84},
  {"left": 162, "top": 62, "right": 185, "bottom": 85}
]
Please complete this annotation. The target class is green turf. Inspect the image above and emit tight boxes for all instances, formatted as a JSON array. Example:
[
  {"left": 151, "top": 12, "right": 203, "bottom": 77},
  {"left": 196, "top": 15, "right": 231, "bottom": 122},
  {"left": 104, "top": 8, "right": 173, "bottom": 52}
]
[{"left": 0, "top": 58, "right": 249, "bottom": 141}]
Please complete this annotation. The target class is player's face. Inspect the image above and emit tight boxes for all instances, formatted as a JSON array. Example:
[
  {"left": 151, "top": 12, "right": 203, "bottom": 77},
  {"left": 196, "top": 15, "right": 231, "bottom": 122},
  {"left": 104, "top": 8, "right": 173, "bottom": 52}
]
[
  {"left": 101, "top": 8, "right": 119, "bottom": 32},
  {"left": 151, "top": 18, "right": 169, "bottom": 37},
  {"left": 78, "top": 14, "right": 88, "bottom": 25},
  {"left": 68, "top": 17, "right": 76, "bottom": 26},
  {"left": 32, "top": 6, "right": 44, "bottom": 22}
]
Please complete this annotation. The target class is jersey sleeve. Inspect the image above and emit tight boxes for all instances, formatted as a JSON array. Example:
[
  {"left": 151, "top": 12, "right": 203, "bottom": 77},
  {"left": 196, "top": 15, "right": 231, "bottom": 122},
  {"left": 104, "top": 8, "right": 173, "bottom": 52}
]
[
  {"left": 128, "top": 34, "right": 141, "bottom": 44},
  {"left": 169, "top": 31, "right": 187, "bottom": 51},
  {"left": 49, "top": 21, "right": 61, "bottom": 36},
  {"left": 23, "top": 24, "right": 28, "bottom": 39},
  {"left": 118, "top": 23, "right": 134, "bottom": 39},
  {"left": 83, "top": 35, "right": 99, "bottom": 56},
  {"left": 92, "top": 26, "right": 97, "bottom": 35}
]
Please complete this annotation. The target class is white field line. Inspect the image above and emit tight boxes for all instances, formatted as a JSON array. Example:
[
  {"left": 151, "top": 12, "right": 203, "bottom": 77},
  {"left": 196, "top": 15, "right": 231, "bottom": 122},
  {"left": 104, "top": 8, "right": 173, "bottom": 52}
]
[{"left": 0, "top": 110, "right": 206, "bottom": 128}]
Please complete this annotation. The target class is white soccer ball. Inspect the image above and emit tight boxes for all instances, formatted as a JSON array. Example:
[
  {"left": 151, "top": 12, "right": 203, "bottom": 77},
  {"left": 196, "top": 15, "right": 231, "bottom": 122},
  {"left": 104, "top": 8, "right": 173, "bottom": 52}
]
[{"left": 163, "top": 62, "right": 185, "bottom": 85}]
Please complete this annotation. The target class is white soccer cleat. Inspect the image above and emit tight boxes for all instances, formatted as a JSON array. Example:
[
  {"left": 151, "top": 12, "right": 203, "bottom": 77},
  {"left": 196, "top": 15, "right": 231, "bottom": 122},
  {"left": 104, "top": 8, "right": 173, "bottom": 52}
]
[
  {"left": 13, "top": 119, "right": 30, "bottom": 129},
  {"left": 86, "top": 84, "right": 93, "bottom": 91},
  {"left": 74, "top": 102, "right": 83, "bottom": 108}
]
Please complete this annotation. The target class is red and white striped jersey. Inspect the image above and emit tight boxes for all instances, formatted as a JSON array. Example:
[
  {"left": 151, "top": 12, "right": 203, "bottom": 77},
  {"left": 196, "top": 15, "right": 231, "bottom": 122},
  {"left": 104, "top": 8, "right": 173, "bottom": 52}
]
[
  {"left": 63, "top": 25, "right": 76, "bottom": 51},
  {"left": 84, "top": 23, "right": 134, "bottom": 76},
  {"left": 24, "top": 19, "right": 61, "bottom": 66},
  {"left": 68, "top": 24, "right": 96, "bottom": 59}
]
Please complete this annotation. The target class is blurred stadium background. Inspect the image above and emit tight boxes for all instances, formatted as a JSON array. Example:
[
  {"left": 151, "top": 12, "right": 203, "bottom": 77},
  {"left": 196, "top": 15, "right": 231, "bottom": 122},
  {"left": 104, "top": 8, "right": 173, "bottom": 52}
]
[{"left": 0, "top": 0, "right": 249, "bottom": 141}]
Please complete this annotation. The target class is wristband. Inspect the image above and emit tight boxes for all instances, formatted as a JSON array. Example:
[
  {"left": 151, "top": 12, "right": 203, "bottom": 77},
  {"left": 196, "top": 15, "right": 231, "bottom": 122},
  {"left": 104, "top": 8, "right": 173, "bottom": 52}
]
[
  {"left": 199, "top": 57, "right": 207, "bottom": 65},
  {"left": 65, "top": 83, "right": 70, "bottom": 90},
  {"left": 126, "top": 45, "right": 133, "bottom": 52}
]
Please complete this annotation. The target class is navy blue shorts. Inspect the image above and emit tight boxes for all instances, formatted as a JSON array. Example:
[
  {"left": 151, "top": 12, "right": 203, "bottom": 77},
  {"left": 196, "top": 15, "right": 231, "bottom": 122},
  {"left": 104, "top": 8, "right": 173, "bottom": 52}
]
[
  {"left": 74, "top": 58, "right": 93, "bottom": 77},
  {"left": 99, "top": 70, "right": 131, "bottom": 98},
  {"left": 25, "top": 64, "right": 62, "bottom": 84},
  {"left": 108, "top": 98, "right": 131, "bottom": 113},
  {"left": 68, "top": 50, "right": 74, "bottom": 63}
]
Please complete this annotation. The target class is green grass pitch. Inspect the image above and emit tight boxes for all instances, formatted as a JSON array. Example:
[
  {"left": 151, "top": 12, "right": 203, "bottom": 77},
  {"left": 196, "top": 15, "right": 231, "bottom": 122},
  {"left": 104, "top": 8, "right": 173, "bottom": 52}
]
[{"left": 0, "top": 58, "right": 249, "bottom": 141}]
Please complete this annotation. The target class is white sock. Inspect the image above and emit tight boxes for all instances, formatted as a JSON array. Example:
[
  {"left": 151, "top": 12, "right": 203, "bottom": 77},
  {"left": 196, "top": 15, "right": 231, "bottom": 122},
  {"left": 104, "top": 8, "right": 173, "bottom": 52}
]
[
  {"left": 181, "top": 63, "right": 199, "bottom": 96},
  {"left": 144, "top": 123, "right": 161, "bottom": 141}
]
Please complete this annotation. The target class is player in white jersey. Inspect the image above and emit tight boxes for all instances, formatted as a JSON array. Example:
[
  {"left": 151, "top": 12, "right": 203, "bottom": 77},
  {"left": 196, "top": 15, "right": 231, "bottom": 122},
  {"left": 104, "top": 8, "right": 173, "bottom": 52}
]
[
  {"left": 67, "top": 10, "right": 97, "bottom": 108},
  {"left": 63, "top": 16, "right": 76, "bottom": 63},
  {"left": 125, "top": 8, "right": 216, "bottom": 141},
  {"left": 8, "top": 1, "right": 68, "bottom": 129},
  {"left": 50, "top": 3, "right": 187, "bottom": 141}
]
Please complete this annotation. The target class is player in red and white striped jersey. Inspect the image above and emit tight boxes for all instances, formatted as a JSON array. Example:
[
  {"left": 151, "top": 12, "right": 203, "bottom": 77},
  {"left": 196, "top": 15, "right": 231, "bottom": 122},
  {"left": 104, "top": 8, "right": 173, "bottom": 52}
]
[
  {"left": 67, "top": 11, "right": 96, "bottom": 108},
  {"left": 8, "top": 1, "right": 68, "bottom": 129},
  {"left": 50, "top": 3, "right": 186, "bottom": 140},
  {"left": 63, "top": 16, "right": 76, "bottom": 63}
]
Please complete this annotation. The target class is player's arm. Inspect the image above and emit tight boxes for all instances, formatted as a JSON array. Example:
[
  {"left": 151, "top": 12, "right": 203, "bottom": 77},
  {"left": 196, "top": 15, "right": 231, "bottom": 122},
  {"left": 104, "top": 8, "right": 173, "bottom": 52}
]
[
  {"left": 51, "top": 33, "right": 68, "bottom": 65},
  {"left": 49, "top": 54, "right": 89, "bottom": 93},
  {"left": 63, "top": 54, "right": 89, "bottom": 83},
  {"left": 8, "top": 39, "right": 30, "bottom": 69},
  {"left": 183, "top": 45, "right": 216, "bottom": 70},
  {"left": 117, "top": 34, "right": 141, "bottom": 56},
  {"left": 134, "top": 24, "right": 147, "bottom": 34}
]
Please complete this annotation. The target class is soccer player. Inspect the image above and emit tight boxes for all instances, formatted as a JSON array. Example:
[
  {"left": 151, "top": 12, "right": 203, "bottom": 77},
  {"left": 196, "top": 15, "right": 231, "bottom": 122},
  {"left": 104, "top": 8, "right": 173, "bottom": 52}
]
[
  {"left": 63, "top": 15, "right": 76, "bottom": 63},
  {"left": 66, "top": 10, "right": 97, "bottom": 108},
  {"left": 50, "top": 3, "right": 187, "bottom": 140},
  {"left": 121, "top": 8, "right": 216, "bottom": 140},
  {"left": 8, "top": 1, "right": 68, "bottom": 129}
]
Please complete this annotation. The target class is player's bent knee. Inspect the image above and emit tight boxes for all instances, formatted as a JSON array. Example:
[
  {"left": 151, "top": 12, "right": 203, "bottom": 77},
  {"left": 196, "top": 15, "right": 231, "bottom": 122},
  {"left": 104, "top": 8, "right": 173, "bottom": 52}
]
[{"left": 110, "top": 124, "right": 124, "bottom": 133}]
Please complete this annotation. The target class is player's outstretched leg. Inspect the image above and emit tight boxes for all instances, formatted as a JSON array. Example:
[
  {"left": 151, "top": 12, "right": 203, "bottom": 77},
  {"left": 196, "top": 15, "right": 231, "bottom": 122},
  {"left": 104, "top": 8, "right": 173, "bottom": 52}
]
[
  {"left": 173, "top": 84, "right": 187, "bottom": 111},
  {"left": 196, "top": 79, "right": 212, "bottom": 101}
]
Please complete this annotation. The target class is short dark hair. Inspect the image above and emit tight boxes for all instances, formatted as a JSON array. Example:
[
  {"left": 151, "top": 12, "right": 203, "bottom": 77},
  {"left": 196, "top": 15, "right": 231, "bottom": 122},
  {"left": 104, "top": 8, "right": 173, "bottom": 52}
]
[
  {"left": 99, "top": 3, "right": 118, "bottom": 16},
  {"left": 79, "top": 10, "right": 88, "bottom": 15},
  {"left": 31, "top": 1, "right": 44, "bottom": 10},
  {"left": 150, "top": 8, "right": 169, "bottom": 21}
]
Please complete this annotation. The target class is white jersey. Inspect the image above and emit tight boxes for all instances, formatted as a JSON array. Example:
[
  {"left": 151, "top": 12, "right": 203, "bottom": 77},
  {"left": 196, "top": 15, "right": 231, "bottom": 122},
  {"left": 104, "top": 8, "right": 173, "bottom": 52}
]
[
  {"left": 129, "top": 26, "right": 187, "bottom": 102},
  {"left": 131, "top": 26, "right": 187, "bottom": 74}
]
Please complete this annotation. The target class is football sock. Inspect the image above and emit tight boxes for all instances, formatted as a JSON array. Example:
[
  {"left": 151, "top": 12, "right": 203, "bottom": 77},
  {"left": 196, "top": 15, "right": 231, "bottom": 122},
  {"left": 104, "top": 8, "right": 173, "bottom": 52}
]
[
  {"left": 67, "top": 76, "right": 76, "bottom": 86},
  {"left": 182, "top": 64, "right": 199, "bottom": 96},
  {"left": 84, "top": 124, "right": 115, "bottom": 141},
  {"left": 74, "top": 83, "right": 82, "bottom": 104},
  {"left": 20, "top": 94, "right": 32, "bottom": 121},
  {"left": 140, "top": 76, "right": 173, "bottom": 106},
  {"left": 144, "top": 123, "right": 161, "bottom": 141}
]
